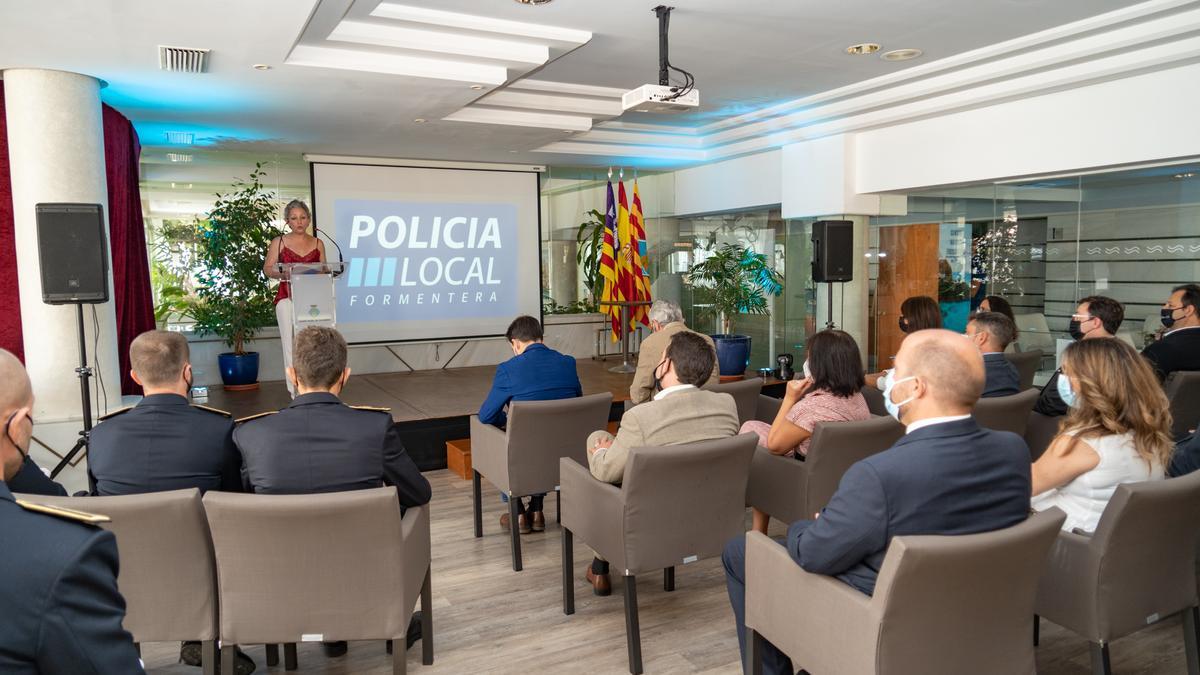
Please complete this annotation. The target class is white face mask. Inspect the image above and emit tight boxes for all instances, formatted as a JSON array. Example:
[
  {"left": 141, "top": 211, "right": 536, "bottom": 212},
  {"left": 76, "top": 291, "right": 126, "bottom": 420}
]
[
  {"left": 802, "top": 359, "right": 812, "bottom": 380},
  {"left": 883, "top": 373, "right": 917, "bottom": 423}
]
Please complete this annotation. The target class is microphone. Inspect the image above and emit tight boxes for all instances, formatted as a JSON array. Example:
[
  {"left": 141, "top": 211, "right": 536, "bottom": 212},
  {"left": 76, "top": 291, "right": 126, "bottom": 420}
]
[{"left": 312, "top": 222, "right": 345, "bottom": 277}]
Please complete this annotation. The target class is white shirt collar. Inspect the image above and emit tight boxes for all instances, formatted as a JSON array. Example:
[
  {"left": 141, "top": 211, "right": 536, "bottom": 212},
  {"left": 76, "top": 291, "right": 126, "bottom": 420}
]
[
  {"left": 1165, "top": 324, "right": 1200, "bottom": 336},
  {"left": 905, "top": 414, "right": 972, "bottom": 435},
  {"left": 654, "top": 383, "right": 697, "bottom": 401}
]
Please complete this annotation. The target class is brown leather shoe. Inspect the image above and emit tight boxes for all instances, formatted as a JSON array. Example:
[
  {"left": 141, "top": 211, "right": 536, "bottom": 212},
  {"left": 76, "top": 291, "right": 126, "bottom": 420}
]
[
  {"left": 530, "top": 511, "right": 546, "bottom": 532},
  {"left": 586, "top": 565, "right": 612, "bottom": 596},
  {"left": 499, "top": 512, "right": 531, "bottom": 534}
]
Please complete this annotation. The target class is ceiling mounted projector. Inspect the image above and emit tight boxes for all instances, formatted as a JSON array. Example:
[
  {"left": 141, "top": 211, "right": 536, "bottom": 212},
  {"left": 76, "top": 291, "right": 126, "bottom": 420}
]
[{"left": 623, "top": 5, "right": 699, "bottom": 114}]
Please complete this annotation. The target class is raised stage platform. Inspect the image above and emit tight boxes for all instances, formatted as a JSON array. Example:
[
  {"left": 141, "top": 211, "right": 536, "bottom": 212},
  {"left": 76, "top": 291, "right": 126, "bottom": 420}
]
[{"left": 204, "top": 357, "right": 783, "bottom": 471}]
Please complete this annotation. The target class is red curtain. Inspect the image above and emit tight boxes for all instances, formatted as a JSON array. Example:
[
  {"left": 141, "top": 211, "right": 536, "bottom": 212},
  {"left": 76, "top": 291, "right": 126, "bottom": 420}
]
[
  {"left": 103, "top": 106, "right": 155, "bottom": 395},
  {"left": 0, "top": 83, "right": 155, "bottom": 394},
  {"left": 0, "top": 87, "right": 24, "bottom": 363}
]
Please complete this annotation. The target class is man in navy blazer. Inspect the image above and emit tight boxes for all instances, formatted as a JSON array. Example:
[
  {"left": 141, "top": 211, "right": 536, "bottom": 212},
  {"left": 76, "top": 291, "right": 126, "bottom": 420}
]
[
  {"left": 723, "top": 329, "right": 1032, "bottom": 675},
  {"left": 478, "top": 315, "right": 582, "bottom": 531},
  {"left": 968, "top": 311, "right": 1022, "bottom": 397}
]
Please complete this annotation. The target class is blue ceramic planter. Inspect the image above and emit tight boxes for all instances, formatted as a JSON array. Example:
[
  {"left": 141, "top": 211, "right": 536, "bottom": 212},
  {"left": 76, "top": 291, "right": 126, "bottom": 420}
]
[
  {"left": 217, "top": 352, "right": 260, "bottom": 388},
  {"left": 711, "top": 334, "right": 751, "bottom": 377}
]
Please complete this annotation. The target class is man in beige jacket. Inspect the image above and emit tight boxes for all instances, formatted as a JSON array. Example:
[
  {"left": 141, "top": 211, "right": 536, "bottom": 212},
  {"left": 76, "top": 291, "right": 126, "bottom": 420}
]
[
  {"left": 629, "top": 300, "right": 720, "bottom": 404},
  {"left": 584, "top": 330, "right": 740, "bottom": 594}
]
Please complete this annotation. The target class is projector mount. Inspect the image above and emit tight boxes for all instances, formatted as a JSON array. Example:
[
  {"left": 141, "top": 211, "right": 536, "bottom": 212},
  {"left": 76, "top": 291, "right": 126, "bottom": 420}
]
[{"left": 653, "top": 5, "right": 695, "bottom": 101}]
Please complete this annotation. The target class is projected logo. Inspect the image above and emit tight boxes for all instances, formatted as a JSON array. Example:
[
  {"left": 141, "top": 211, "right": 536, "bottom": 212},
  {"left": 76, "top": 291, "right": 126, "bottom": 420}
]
[{"left": 334, "top": 200, "right": 518, "bottom": 322}]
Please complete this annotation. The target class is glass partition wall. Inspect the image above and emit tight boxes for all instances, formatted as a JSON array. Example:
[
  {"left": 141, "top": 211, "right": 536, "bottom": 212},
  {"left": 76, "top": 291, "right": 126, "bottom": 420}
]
[{"left": 869, "top": 160, "right": 1200, "bottom": 384}]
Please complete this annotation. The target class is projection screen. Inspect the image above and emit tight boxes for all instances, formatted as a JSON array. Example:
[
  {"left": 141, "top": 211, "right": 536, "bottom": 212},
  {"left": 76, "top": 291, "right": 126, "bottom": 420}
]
[{"left": 309, "top": 161, "right": 542, "bottom": 344}]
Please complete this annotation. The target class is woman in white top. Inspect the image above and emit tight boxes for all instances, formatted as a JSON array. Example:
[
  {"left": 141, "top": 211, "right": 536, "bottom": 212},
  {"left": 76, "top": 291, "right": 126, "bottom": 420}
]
[{"left": 1031, "top": 338, "right": 1174, "bottom": 532}]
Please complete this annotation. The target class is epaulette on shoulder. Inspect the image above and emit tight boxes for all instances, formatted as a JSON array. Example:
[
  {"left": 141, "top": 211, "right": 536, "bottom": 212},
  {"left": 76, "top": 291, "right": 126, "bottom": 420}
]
[
  {"left": 350, "top": 405, "right": 392, "bottom": 413},
  {"left": 98, "top": 407, "right": 133, "bottom": 422},
  {"left": 16, "top": 499, "right": 110, "bottom": 526},
  {"left": 235, "top": 411, "right": 278, "bottom": 424},
  {"left": 191, "top": 404, "right": 232, "bottom": 418}
]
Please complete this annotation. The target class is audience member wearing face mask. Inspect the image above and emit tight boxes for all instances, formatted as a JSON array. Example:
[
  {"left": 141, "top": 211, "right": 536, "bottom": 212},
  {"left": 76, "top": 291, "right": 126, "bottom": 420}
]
[
  {"left": 1141, "top": 283, "right": 1200, "bottom": 381},
  {"left": 1033, "top": 296, "right": 1124, "bottom": 418},
  {"left": 865, "top": 295, "right": 942, "bottom": 390},
  {"left": 738, "top": 330, "right": 871, "bottom": 534},
  {"left": 723, "top": 329, "right": 1031, "bottom": 675},
  {"left": 1031, "top": 338, "right": 1173, "bottom": 532}
]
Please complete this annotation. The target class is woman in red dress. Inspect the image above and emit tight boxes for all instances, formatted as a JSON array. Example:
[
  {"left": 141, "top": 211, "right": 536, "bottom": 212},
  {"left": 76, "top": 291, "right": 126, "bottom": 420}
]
[{"left": 262, "top": 200, "right": 325, "bottom": 396}]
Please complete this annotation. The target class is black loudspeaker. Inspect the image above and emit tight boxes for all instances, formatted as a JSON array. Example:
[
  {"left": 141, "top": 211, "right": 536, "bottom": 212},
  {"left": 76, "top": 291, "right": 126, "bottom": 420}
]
[
  {"left": 36, "top": 203, "right": 109, "bottom": 304},
  {"left": 812, "top": 219, "right": 854, "bottom": 282}
]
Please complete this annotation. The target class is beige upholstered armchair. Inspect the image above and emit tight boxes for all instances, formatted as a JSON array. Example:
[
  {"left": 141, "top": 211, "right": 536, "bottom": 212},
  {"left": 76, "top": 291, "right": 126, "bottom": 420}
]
[
  {"left": 1164, "top": 370, "right": 1200, "bottom": 440},
  {"left": 744, "top": 509, "right": 1065, "bottom": 675},
  {"left": 973, "top": 388, "right": 1038, "bottom": 435},
  {"left": 23, "top": 488, "right": 219, "bottom": 673},
  {"left": 704, "top": 378, "right": 764, "bottom": 425},
  {"left": 1004, "top": 348, "right": 1043, "bottom": 390},
  {"left": 1035, "top": 472, "right": 1200, "bottom": 674},
  {"left": 202, "top": 488, "right": 432, "bottom": 675},
  {"left": 745, "top": 413, "right": 904, "bottom": 526},
  {"left": 470, "top": 392, "right": 613, "bottom": 571},
  {"left": 559, "top": 433, "right": 758, "bottom": 675}
]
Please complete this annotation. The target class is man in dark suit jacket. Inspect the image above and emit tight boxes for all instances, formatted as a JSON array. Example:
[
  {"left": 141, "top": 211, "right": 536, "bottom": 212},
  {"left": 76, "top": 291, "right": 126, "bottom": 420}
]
[
  {"left": 6, "top": 456, "right": 67, "bottom": 496},
  {"left": 478, "top": 315, "right": 582, "bottom": 531},
  {"left": 1142, "top": 283, "right": 1200, "bottom": 381},
  {"left": 967, "top": 311, "right": 1021, "bottom": 397},
  {"left": 89, "top": 330, "right": 243, "bottom": 496},
  {"left": 723, "top": 330, "right": 1032, "bottom": 675},
  {"left": 0, "top": 348, "right": 143, "bottom": 674},
  {"left": 234, "top": 326, "right": 431, "bottom": 660}
]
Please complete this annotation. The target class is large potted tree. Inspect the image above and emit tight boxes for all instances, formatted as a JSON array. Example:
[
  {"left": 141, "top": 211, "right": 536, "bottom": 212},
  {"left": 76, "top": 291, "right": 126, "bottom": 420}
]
[
  {"left": 188, "top": 164, "right": 279, "bottom": 389},
  {"left": 687, "top": 242, "right": 783, "bottom": 377}
]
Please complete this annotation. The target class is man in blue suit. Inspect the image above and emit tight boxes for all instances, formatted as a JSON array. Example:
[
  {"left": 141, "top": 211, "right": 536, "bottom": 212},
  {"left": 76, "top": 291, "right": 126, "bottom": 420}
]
[
  {"left": 479, "top": 315, "right": 582, "bottom": 532},
  {"left": 967, "top": 311, "right": 1021, "bottom": 397},
  {"left": 723, "top": 329, "right": 1032, "bottom": 675},
  {"left": 0, "top": 348, "right": 143, "bottom": 674}
]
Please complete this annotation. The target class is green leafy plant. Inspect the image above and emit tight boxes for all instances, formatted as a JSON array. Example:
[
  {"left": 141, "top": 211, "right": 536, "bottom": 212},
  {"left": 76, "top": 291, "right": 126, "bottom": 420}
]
[
  {"left": 187, "top": 164, "right": 279, "bottom": 354},
  {"left": 543, "top": 298, "right": 601, "bottom": 315},
  {"left": 575, "top": 208, "right": 606, "bottom": 305},
  {"left": 687, "top": 242, "right": 783, "bottom": 334}
]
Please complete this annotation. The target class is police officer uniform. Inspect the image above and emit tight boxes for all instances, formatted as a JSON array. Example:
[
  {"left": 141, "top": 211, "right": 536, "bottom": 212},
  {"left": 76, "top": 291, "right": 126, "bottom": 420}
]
[
  {"left": 234, "top": 392, "right": 431, "bottom": 509},
  {"left": 7, "top": 456, "right": 67, "bottom": 497},
  {"left": 88, "top": 393, "right": 244, "bottom": 496},
  {"left": 0, "top": 481, "right": 143, "bottom": 673}
]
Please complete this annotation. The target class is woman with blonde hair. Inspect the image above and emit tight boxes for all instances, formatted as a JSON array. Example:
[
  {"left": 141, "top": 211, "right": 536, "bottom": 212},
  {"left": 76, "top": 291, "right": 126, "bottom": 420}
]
[
  {"left": 1031, "top": 338, "right": 1174, "bottom": 532},
  {"left": 263, "top": 200, "right": 325, "bottom": 396}
]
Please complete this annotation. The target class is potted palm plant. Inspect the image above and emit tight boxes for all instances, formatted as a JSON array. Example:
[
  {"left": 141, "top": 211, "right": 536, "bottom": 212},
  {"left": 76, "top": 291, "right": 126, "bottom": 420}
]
[
  {"left": 687, "top": 242, "right": 783, "bottom": 376},
  {"left": 188, "top": 164, "right": 279, "bottom": 389}
]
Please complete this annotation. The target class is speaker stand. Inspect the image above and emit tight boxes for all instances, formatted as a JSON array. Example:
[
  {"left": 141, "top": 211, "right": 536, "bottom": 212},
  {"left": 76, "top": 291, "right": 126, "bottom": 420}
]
[
  {"left": 823, "top": 282, "right": 838, "bottom": 330},
  {"left": 51, "top": 304, "right": 94, "bottom": 479}
]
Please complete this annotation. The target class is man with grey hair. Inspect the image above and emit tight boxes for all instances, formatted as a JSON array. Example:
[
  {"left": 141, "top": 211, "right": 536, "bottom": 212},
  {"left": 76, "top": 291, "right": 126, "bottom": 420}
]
[
  {"left": 0, "top": 348, "right": 144, "bottom": 673},
  {"left": 629, "top": 299, "right": 718, "bottom": 404}
]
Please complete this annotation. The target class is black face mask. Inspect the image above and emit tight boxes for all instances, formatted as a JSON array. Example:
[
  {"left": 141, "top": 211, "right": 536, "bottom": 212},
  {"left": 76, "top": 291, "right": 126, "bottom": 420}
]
[
  {"left": 652, "top": 358, "right": 668, "bottom": 392},
  {"left": 1068, "top": 319, "right": 1086, "bottom": 341},
  {"left": 5, "top": 411, "right": 29, "bottom": 463},
  {"left": 898, "top": 317, "right": 910, "bottom": 334},
  {"left": 1161, "top": 307, "right": 1182, "bottom": 329}
]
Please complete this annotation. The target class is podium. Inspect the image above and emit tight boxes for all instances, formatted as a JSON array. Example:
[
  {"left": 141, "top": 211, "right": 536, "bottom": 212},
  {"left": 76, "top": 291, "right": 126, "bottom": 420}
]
[{"left": 277, "top": 261, "right": 344, "bottom": 333}]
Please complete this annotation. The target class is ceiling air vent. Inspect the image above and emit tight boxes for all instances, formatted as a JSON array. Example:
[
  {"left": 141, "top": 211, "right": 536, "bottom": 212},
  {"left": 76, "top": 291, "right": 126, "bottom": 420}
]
[{"left": 158, "top": 45, "right": 210, "bottom": 73}]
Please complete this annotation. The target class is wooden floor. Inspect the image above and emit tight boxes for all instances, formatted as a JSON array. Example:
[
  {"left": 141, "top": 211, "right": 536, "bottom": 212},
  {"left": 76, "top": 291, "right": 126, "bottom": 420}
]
[
  {"left": 204, "top": 357, "right": 643, "bottom": 423},
  {"left": 139, "top": 470, "right": 1191, "bottom": 674}
]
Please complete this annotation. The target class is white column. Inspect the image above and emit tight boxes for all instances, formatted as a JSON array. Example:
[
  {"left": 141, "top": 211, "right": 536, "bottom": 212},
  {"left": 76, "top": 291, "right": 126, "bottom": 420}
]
[{"left": 4, "top": 69, "right": 122, "bottom": 423}]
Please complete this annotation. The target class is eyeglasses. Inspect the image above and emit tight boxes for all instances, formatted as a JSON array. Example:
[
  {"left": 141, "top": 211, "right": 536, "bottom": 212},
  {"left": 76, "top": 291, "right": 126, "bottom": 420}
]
[{"left": 1071, "top": 314, "right": 1094, "bottom": 321}]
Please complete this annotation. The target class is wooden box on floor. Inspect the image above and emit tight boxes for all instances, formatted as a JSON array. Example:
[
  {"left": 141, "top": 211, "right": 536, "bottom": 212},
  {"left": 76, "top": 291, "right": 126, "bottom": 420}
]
[{"left": 446, "top": 439, "right": 472, "bottom": 480}]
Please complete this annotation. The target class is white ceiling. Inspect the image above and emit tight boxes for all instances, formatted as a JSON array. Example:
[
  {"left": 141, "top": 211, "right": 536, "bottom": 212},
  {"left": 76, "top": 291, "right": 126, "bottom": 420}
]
[{"left": 0, "top": 0, "right": 1146, "bottom": 173}]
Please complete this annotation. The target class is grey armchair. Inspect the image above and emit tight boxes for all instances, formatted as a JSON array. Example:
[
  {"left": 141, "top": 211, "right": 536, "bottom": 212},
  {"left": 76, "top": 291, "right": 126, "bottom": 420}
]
[
  {"left": 861, "top": 385, "right": 888, "bottom": 417},
  {"left": 745, "top": 413, "right": 905, "bottom": 526},
  {"left": 973, "top": 388, "right": 1038, "bottom": 435},
  {"left": 559, "top": 433, "right": 758, "bottom": 674},
  {"left": 202, "top": 488, "right": 432, "bottom": 675},
  {"left": 744, "top": 509, "right": 1066, "bottom": 675},
  {"left": 1035, "top": 471, "right": 1200, "bottom": 675},
  {"left": 1164, "top": 371, "right": 1200, "bottom": 440},
  {"left": 1004, "top": 348, "right": 1043, "bottom": 390},
  {"left": 705, "top": 378, "right": 764, "bottom": 425},
  {"left": 21, "top": 488, "right": 218, "bottom": 673},
  {"left": 1025, "top": 411, "right": 1061, "bottom": 461},
  {"left": 470, "top": 392, "right": 613, "bottom": 571}
]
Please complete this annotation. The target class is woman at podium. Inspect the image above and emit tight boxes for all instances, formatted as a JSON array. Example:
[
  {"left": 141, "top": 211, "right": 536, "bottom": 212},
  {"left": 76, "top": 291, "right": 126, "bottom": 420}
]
[{"left": 263, "top": 200, "right": 326, "bottom": 397}]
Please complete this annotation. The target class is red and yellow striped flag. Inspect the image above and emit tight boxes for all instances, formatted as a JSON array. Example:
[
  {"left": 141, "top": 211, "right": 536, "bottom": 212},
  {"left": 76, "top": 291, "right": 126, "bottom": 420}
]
[
  {"left": 598, "top": 180, "right": 622, "bottom": 341},
  {"left": 616, "top": 181, "right": 636, "bottom": 317},
  {"left": 628, "top": 179, "right": 652, "bottom": 328}
]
